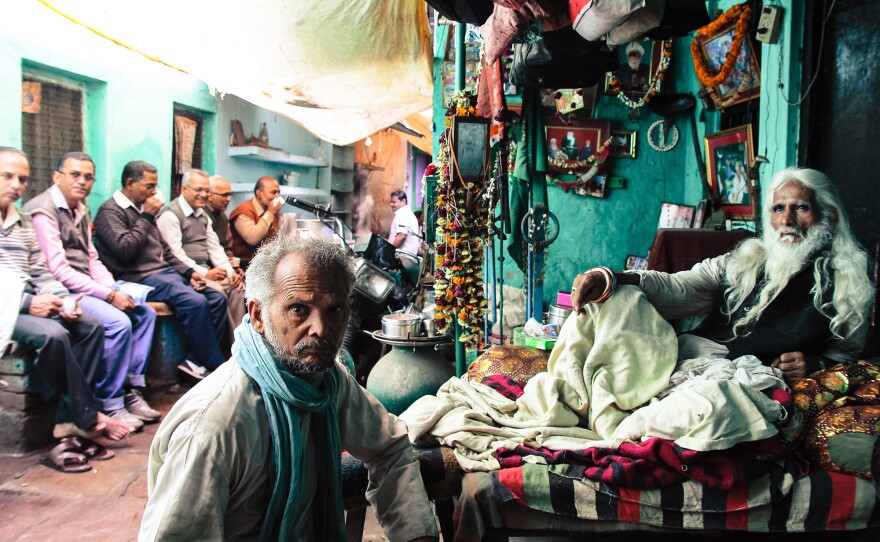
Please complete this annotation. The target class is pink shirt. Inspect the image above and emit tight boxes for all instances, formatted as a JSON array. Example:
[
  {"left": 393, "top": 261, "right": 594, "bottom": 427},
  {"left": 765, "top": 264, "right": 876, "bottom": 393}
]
[{"left": 31, "top": 188, "right": 116, "bottom": 299}]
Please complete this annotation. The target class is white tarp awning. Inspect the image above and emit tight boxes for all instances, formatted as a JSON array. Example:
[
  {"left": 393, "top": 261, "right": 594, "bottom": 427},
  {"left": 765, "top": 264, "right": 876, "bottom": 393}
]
[{"left": 36, "top": 0, "right": 434, "bottom": 145}]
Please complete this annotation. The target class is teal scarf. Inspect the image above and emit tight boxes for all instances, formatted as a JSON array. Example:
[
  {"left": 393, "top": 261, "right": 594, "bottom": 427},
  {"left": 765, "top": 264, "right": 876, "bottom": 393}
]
[{"left": 233, "top": 316, "right": 345, "bottom": 541}]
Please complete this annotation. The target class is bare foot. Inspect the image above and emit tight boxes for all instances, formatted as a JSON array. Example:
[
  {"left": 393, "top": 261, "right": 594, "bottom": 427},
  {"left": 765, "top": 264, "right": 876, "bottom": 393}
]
[{"left": 53, "top": 414, "right": 133, "bottom": 442}]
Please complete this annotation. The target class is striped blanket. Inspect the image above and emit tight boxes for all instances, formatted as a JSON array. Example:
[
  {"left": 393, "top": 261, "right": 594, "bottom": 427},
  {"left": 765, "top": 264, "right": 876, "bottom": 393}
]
[{"left": 490, "top": 462, "right": 880, "bottom": 531}]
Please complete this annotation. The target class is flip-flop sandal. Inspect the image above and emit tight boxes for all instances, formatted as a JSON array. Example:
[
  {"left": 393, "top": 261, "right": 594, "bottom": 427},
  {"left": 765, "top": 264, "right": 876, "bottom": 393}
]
[
  {"left": 40, "top": 439, "right": 92, "bottom": 474},
  {"left": 67, "top": 436, "right": 115, "bottom": 461}
]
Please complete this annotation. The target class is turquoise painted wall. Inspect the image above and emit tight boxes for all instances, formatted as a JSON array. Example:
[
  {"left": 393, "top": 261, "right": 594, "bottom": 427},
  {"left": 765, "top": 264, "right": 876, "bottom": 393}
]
[{"left": 476, "top": 0, "right": 806, "bottom": 309}]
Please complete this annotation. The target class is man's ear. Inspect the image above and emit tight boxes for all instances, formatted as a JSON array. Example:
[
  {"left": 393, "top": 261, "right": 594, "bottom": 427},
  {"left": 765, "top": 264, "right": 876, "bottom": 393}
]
[
  {"left": 52, "top": 170, "right": 62, "bottom": 186},
  {"left": 248, "top": 299, "right": 265, "bottom": 335}
]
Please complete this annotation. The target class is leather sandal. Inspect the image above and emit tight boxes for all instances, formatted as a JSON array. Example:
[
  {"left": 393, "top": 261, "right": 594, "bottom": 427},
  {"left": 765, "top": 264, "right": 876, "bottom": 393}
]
[
  {"left": 40, "top": 438, "right": 92, "bottom": 474},
  {"left": 68, "top": 436, "right": 115, "bottom": 461}
]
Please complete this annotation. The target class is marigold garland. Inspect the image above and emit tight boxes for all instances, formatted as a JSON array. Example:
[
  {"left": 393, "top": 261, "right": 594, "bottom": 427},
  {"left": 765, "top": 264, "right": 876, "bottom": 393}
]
[
  {"left": 431, "top": 90, "right": 491, "bottom": 349},
  {"left": 690, "top": 3, "right": 752, "bottom": 89},
  {"left": 607, "top": 40, "right": 674, "bottom": 111}
]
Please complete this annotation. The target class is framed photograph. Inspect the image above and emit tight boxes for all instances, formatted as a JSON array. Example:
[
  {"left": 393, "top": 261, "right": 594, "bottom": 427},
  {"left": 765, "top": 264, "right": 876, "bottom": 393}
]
[
  {"left": 694, "top": 26, "right": 761, "bottom": 108},
  {"left": 451, "top": 116, "right": 490, "bottom": 182},
  {"left": 705, "top": 124, "right": 755, "bottom": 218},
  {"left": 624, "top": 255, "right": 649, "bottom": 271},
  {"left": 580, "top": 174, "right": 607, "bottom": 198},
  {"left": 609, "top": 129, "right": 637, "bottom": 158},
  {"left": 658, "top": 202, "right": 695, "bottom": 229},
  {"left": 605, "top": 38, "right": 668, "bottom": 96},
  {"left": 545, "top": 117, "right": 612, "bottom": 174}
]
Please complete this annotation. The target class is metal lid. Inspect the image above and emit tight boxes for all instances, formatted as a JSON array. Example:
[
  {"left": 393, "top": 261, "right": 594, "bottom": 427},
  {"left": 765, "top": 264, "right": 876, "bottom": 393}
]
[
  {"left": 382, "top": 313, "right": 422, "bottom": 324},
  {"left": 549, "top": 303, "right": 573, "bottom": 316}
]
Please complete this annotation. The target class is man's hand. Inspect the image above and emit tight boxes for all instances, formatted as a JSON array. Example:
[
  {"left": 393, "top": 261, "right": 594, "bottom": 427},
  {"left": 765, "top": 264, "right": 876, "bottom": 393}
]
[
  {"left": 143, "top": 196, "right": 163, "bottom": 216},
  {"left": 571, "top": 270, "right": 609, "bottom": 315},
  {"left": 110, "top": 292, "right": 137, "bottom": 312},
  {"left": 190, "top": 272, "right": 207, "bottom": 291},
  {"left": 205, "top": 267, "right": 228, "bottom": 282},
  {"left": 771, "top": 351, "right": 820, "bottom": 384},
  {"left": 268, "top": 197, "right": 284, "bottom": 215},
  {"left": 59, "top": 293, "right": 83, "bottom": 322},
  {"left": 230, "top": 268, "right": 243, "bottom": 289},
  {"left": 29, "top": 294, "right": 63, "bottom": 318}
]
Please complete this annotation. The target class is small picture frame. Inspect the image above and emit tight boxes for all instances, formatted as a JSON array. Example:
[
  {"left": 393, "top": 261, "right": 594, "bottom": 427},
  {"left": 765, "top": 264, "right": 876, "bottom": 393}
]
[
  {"left": 705, "top": 124, "right": 755, "bottom": 218},
  {"left": 580, "top": 174, "right": 607, "bottom": 198},
  {"left": 609, "top": 129, "right": 637, "bottom": 158},
  {"left": 658, "top": 202, "right": 695, "bottom": 229},
  {"left": 605, "top": 38, "right": 669, "bottom": 96},
  {"left": 624, "top": 255, "right": 649, "bottom": 271},
  {"left": 692, "top": 199, "right": 708, "bottom": 229},
  {"left": 544, "top": 117, "right": 612, "bottom": 174},
  {"left": 694, "top": 25, "right": 761, "bottom": 108},
  {"left": 451, "top": 116, "right": 490, "bottom": 182}
]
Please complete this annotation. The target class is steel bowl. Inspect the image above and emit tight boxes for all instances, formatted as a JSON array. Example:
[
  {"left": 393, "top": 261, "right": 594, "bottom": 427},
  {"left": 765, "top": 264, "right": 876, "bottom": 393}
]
[
  {"left": 381, "top": 313, "right": 423, "bottom": 339},
  {"left": 547, "top": 303, "right": 573, "bottom": 328}
]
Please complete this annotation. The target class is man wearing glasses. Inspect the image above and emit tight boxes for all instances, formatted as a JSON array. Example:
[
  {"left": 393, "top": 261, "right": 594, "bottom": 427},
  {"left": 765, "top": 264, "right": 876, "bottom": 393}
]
[
  {"left": 93, "top": 161, "right": 227, "bottom": 381},
  {"left": 157, "top": 169, "right": 245, "bottom": 349},
  {"left": 26, "top": 152, "right": 158, "bottom": 429}
]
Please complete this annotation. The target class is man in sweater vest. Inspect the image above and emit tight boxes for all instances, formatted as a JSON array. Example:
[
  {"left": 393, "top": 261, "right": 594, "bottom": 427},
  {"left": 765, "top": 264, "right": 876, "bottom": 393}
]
[
  {"left": 93, "top": 161, "right": 227, "bottom": 381},
  {"left": 229, "top": 176, "right": 283, "bottom": 269},
  {"left": 0, "top": 147, "right": 133, "bottom": 448},
  {"left": 157, "top": 169, "right": 246, "bottom": 344},
  {"left": 26, "top": 152, "right": 159, "bottom": 429}
]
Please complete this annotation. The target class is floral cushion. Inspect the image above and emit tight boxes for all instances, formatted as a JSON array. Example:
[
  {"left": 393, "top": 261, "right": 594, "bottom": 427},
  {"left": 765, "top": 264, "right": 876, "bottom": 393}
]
[
  {"left": 792, "top": 360, "right": 880, "bottom": 478},
  {"left": 467, "top": 346, "right": 549, "bottom": 388}
]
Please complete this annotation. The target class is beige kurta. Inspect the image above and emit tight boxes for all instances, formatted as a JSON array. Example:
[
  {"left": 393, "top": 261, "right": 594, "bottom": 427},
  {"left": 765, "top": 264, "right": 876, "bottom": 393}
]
[{"left": 140, "top": 361, "right": 438, "bottom": 541}]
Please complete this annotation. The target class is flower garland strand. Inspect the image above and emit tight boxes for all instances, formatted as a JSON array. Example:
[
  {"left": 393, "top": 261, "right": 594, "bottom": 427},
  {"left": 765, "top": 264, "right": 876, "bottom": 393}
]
[
  {"left": 432, "top": 90, "right": 490, "bottom": 349},
  {"left": 690, "top": 4, "right": 752, "bottom": 89},
  {"left": 607, "top": 39, "right": 673, "bottom": 111}
]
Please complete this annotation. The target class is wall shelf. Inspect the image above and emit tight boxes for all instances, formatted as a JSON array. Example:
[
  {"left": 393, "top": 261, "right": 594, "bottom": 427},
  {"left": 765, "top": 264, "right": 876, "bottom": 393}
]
[
  {"left": 228, "top": 145, "right": 328, "bottom": 168},
  {"left": 229, "top": 182, "right": 329, "bottom": 199}
]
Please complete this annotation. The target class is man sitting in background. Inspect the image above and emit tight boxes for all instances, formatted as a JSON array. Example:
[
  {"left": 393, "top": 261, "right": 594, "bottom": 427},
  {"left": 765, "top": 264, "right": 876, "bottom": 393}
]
[
  {"left": 0, "top": 147, "right": 132, "bottom": 444},
  {"left": 93, "top": 160, "right": 227, "bottom": 381},
  {"left": 206, "top": 175, "right": 239, "bottom": 264},
  {"left": 229, "top": 176, "right": 283, "bottom": 269},
  {"left": 141, "top": 235, "right": 438, "bottom": 541},
  {"left": 157, "top": 169, "right": 245, "bottom": 343},
  {"left": 26, "top": 151, "right": 159, "bottom": 428}
]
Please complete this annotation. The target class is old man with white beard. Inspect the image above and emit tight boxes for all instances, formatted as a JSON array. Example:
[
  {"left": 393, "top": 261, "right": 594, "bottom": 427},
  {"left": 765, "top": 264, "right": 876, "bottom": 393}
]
[{"left": 569, "top": 167, "right": 874, "bottom": 384}]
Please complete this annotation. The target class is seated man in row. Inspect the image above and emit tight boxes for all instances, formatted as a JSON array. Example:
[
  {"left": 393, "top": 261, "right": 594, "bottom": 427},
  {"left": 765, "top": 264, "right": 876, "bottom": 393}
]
[
  {"left": 93, "top": 161, "right": 227, "bottom": 380},
  {"left": 0, "top": 147, "right": 132, "bottom": 443},
  {"left": 26, "top": 152, "right": 158, "bottom": 429},
  {"left": 570, "top": 167, "right": 874, "bottom": 383},
  {"left": 205, "top": 175, "right": 243, "bottom": 280},
  {"left": 141, "top": 235, "right": 438, "bottom": 541},
  {"left": 230, "top": 176, "right": 283, "bottom": 269},
  {"left": 157, "top": 169, "right": 245, "bottom": 343}
]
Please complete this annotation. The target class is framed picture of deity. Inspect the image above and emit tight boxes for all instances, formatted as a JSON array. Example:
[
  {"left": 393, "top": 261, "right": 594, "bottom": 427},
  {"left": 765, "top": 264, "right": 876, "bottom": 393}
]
[
  {"left": 544, "top": 118, "right": 611, "bottom": 174},
  {"left": 693, "top": 23, "right": 761, "bottom": 109},
  {"left": 604, "top": 38, "right": 667, "bottom": 96},
  {"left": 705, "top": 124, "right": 755, "bottom": 219}
]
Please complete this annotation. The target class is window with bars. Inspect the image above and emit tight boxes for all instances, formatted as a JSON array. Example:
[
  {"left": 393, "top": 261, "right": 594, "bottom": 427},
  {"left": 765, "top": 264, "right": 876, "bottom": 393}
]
[{"left": 20, "top": 76, "right": 85, "bottom": 202}]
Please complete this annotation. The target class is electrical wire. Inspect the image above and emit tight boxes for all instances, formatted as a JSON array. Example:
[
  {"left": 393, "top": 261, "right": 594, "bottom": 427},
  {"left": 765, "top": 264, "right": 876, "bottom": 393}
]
[{"left": 779, "top": 0, "right": 837, "bottom": 106}]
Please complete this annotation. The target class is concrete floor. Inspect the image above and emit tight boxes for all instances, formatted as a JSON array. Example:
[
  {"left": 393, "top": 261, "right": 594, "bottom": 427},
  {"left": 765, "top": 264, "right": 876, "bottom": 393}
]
[{"left": 0, "top": 385, "right": 389, "bottom": 542}]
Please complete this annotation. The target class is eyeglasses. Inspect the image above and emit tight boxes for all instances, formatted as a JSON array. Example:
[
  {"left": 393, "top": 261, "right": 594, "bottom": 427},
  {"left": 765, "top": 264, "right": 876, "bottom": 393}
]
[
  {"left": 58, "top": 170, "right": 95, "bottom": 182},
  {"left": 211, "top": 191, "right": 232, "bottom": 198},
  {"left": 185, "top": 185, "right": 211, "bottom": 194},
  {"left": 137, "top": 180, "right": 158, "bottom": 190}
]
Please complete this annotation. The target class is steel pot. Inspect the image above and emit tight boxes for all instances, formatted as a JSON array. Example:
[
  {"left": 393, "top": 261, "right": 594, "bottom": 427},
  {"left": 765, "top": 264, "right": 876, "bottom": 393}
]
[
  {"left": 547, "top": 303, "right": 573, "bottom": 328},
  {"left": 381, "top": 313, "right": 422, "bottom": 339}
]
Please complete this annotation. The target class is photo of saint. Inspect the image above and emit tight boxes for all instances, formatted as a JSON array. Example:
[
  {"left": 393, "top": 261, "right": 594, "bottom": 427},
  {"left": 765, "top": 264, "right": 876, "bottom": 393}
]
[
  {"left": 560, "top": 131, "right": 578, "bottom": 160},
  {"left": 577, "top": 139, "right": 596, "bottom": 161},
  {"left": 615, "top": 41, "right": 650, "bottom": 92},
  {"left": 715, "top": 145, "right": 750, "bottom": 206}
]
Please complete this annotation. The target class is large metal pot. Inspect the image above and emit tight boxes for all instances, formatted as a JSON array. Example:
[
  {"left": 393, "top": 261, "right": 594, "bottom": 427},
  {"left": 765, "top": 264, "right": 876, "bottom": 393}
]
[
  {"left": 381, "top": 314, "right": 422, "bottom": 339},
  {"left": 547, "top": 303, "right": 573, "bottom": 328}
]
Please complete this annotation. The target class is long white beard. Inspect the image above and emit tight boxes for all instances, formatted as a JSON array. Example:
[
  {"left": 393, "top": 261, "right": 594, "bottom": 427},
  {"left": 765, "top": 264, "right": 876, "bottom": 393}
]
[{"left": 763, "top": 221, "right": 833, "bottom": 285}]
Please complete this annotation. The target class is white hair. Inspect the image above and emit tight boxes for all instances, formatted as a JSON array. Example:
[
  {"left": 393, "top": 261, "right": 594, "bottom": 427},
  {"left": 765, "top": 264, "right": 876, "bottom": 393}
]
[
  {"left": 182, "top": 168, "right": 209, "bottom": 186},
  {"left": 208, "top": 175, "right": 229, "bottom": 191},
  {"left": 244, "top": 234, "right": 355, "bottom": 310},
  {"left": 722, "top": 167, "right": 874, "bottom": 341}
]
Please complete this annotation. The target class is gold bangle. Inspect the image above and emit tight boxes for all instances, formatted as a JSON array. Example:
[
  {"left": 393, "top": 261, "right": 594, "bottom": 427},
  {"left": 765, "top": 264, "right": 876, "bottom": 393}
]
[{"left": 106, "top": 290, "right": 116, "bottom": 303}]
